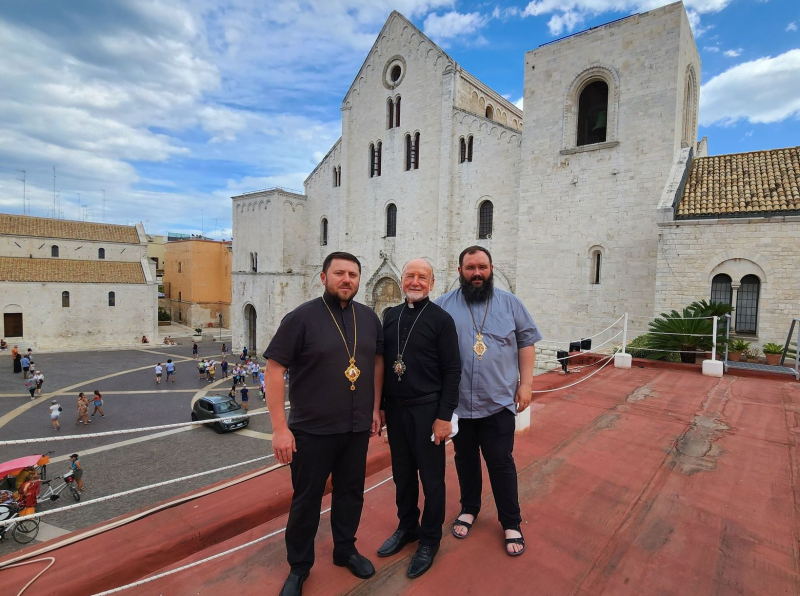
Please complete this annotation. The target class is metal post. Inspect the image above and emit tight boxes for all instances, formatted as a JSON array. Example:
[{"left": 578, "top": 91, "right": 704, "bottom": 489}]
[
  {"left": 724, "top": 314, "right": 730, "bottom": 372},
  {"left": 621, "top": 313, "right": 628, "bottom": 354},
  {"left": 795, "top": 320, "right": 800, "bottom": 381},
  {"left": 711, "top": 316, "right": 718, "bottom": 361}
]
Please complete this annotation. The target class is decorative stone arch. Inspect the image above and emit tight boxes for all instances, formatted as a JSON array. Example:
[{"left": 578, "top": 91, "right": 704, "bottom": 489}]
[
  {"left": 364, "top": 257, "right": 402, "bottom": 313},
  {"left": 563, "top": 64, "right": 620, "bottom": 151},
  {"left": 236, "top": 204, "right": 241, "bottom": 213},
  {"left": 587, "top": 244, "right": 605, "bottom": 285},
  {"left": 681, "top": 64, "right": 699, "bottom": 149},
  {"left": 704, "top": 251, "right": 771, "bottom": 285}
]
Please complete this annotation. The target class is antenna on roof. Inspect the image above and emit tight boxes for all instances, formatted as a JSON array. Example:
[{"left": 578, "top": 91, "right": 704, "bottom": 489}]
[{"left": 14, "top": 169, "right": 26, "bottom": 215}]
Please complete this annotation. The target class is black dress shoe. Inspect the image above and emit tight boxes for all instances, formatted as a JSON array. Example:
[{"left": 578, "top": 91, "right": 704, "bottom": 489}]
[
  {"left": 333, "top": 551, "right": 375, "bottom": 579},
  {"left": 279, "top": 571, "right": 308, "bottom": 596},
  {"left": 407, "top": 544, "right": 439, "bottom": 578},
  {"left": 377, "top": 527, "right": 419, "bottom": 557}
]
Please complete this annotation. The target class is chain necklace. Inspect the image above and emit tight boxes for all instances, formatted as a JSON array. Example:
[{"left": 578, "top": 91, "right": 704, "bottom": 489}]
[
  {"left": 393, "top": 301, "right": 431, "bottom": 381},
  {"left": 466, "top": 297, "right": 491, "bottom": 360},
  {"left": 321, "top": 297, "right": 360, "bottom": 390}
]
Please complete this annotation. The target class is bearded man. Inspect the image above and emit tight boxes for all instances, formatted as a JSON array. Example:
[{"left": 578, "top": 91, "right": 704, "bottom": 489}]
[
  {"left": 265, "top": 252, "right": 384, "bottom": 596},
  {"left": 377, "top": 259, "right": 461, "bottom": 578},
  {"left": 435, "top": 246, "right": 542, "bottom": 557}
]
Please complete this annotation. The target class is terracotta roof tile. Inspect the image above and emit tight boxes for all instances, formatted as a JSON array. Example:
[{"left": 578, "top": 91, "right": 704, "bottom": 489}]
[
  {"left": 0, "top": 214, "right": 140, "bottom": 243},
  {"left": 0, "top": 257, "right": 146, "bottom": 284},
  {"left": 677, "top": 147, "right": 800, "bottom": 218}
]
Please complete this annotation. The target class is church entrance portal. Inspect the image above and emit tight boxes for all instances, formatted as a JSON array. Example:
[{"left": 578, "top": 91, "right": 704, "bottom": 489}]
[
  {"left": 373, "top": 278, "right": 402, "bottom": 320},
  {"left": 245, "top": 304, "right": 257, "bottom": 352}
]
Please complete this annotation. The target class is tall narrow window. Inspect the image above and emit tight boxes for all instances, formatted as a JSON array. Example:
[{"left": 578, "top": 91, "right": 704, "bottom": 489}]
[
  {"left": 369, "top": 144, "right": 375, "bottom": 177},
  {"left": 405, "top": 135, "right": 412, "bottom": 171},
  {"left": 376, "top": 141, "right": 382, "bottom": 176},
  {"left": 735, "top": 275, "right": 760, "bottom": 334},
  {"left": 467, "top": 136, "right": 473, "bottom": 162},
  {"left": 387, "top": 98, "right": 395, "bottom": 129},
  {"left": 62, "top": 291, "right": 70, "bottom": 308},
  {"left": 386, "top": 204, "right": 397, "bottom": 237},
  {"left": 178, "top": 291, "right": 182, "bottom": 302},
  {"left": 395, "top": 96, "right": 401, "bottom": 127},
  {"left": 253, "top": 252, "right": 258, "bottom": 273},
  {"left": 460, "top": 138, "right": 466, "bottom": 163},
  {"left": 592, "top": 252, "right": 602, "bottom": 284},
  {"left": 478, "top": 200, "right": 493, "bottom": 239},
  {"left": 178, "top": 262, "right": 182, "bottom": 273},
  {"left": 333, "top": 167, "right": 338, "bottom": 187},
  {"left": 710, "top": 274, "right": 732, "bottom": 306},
  {"left": 321, "top": 218, "right": 328, "bottom": 246},
  {"left": 485, "top": 105, "right": 494, "bottom": 120},
  {"left": 337, "top": 166, "right": 341, "bottom": 187},
  {"left": 577, "top": 80, "right": 608, "bottom": 146},
  {"left": 98, "top": 248, "right": 105, "bottom": 259},
  {"left": 108, "top": 291, "right": 116, "bottom": 307},
  {"left": 413, "top": 133, "right": 420, "bottom": 169},
  {"left": 51, "top": 245, "right": 59, "bottom": 257}
]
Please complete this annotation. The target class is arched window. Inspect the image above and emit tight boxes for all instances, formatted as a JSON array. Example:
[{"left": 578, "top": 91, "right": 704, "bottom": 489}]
[
  {"left": 333, "top": 167, "right": 338, "bottom": 187},
  {"left": 591, "top": 251, "right": 602, "bottom": 284},
  {"left": 459, "top": 138, "right": 466, "bottom": 163},
  {"left": 485, "top": 105, "right": 494, "bottom": 120},
  {"left": 710, "top": 274, "right": 732, "bottom": 306},
  {"left": 376, "top": 141, "right": 382, "bottom": 176},
  {"left": 395, "top": 96, "right": 401, "bottom": 127},
  {"left": 386, "top": 204, "right": 397, "bottom": 238},
  {"left": 51, "top": 245, "right": 59, "bottom": 257},
  {"left": 108, "top": 291, "right": 116, "bottom": 307},
  {"left": 369, "top": 143, "right": 375, "bottom": 177},
  {"left": 98, "top": 248, "right": 105, "bottom": 259},
  {"left": 387, "top": 98, "right": 395, "bottom": 129},
  {"left": 478, "top": 200, "right": 493, "bottom": 239},
  {"left": 61, "top": 291, "right": 70, "bottom": 308},
  {"left": 577, "top": 80, "right": 608, "bottom": 146},
  {"left": 735, "top": 275, "right": 760, "bottom": 334},
  {"left": 413, "top": 133, "right": 420, "bottom": 169},
  {"left": 321, "top": 218, "right": 328, "bottom": 246},
  {"left": 405, "top": 134, "right": 413, "bottom": 171},
  {"left": 682, "top": 68, "right": 697, "bottom": 148},
  {"left": 370, "top": 143, "right": 381, "bottom": 177},
  {"left": 337, "top": 166, "right": 341, "bottom": 187},
  {"left": 467, "top": 136, "right": 473, "bottom": 162},
  {"left": 249, "top": 252, "right": 254, "bottom": 272}
]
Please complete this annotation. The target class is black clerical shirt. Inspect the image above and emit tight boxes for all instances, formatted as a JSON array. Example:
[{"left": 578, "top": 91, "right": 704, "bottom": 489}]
[
  {"left": 265, "top": 293, "right": 383, "bottom": 435},
  {"left": 382, "top": 296, "right": 461, "bottom": 422}
]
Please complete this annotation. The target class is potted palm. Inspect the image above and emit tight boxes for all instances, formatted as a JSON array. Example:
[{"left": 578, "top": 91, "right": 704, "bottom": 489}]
[
  {"left": 644, "top": 307, "right": 715, "bottom": 364},
  {"left": 728, "top": 339, "right": 749, "bottom": 362},
  {"left": 762, "top": 343, "right": 783, "bottom": 366}
]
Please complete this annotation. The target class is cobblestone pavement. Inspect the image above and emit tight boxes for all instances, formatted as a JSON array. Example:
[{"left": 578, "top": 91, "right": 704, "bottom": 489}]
[{"left": 0, "top": 342, "right": 274, "bottom": 557}]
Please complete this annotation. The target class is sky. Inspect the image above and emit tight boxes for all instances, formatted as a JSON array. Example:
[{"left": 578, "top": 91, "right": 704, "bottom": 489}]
[{"left": 0, "top": 0, "right": 798, "bottom": 238}]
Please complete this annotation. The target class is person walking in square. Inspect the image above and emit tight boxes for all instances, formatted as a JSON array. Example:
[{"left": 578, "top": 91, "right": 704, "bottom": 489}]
[
  {"left": 166, "top": 359, "right": 176, "bottom": 382},
  {"left": 21, "top": 354, "right": 30, "bottom": 379},
  {"left": 436, "top": 246, "right": 542, "bottom": 557},
  {"left": 378, "top": 259, "right": 461, "bottom": 578},
  {"left": 221, "top": 358, "right": 229, "bottom": 379},
  {"left": 91, "top": 390, "right": 105, "bottom": 418},
  {"left": 155, "top": 363, "right": 163, "bottom": 384},
  {"left": 197, "top": 359, "right": 206, "bottom": 380},
  {"left": 25, "top": 375, "right": 36, "bottom": 399},
  {"left": 76, "top": 393, "right": 90, "bottom": 425},
  {"left": 70, "top": 454, "right": 85, "bottom": 492},
  {"left": 192, "top": 342, "right": 199, "bottom": 358},
  {"left": 207, "top": 361, "right": 216, "bottom": 383},
  {"left": 33, "top": 370, "right": 44, "bottom": 395},
  {"left": 49, "top": 399, "right": 61, "bottom": 431},
  {"left": 265, "top": 252, "right": 384, "bottom": 596},
  {"left": 239, "top": 383, "right": 249, "bottom": 410}
]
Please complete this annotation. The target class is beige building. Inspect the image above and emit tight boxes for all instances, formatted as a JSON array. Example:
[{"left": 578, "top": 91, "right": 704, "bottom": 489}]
[
  {"left": 163, "top": 239, "right": 232, "bottom": 329},
  {"left": 0, "top": 214, "right": 158, "bottom": 350},
  {"left": 146, "top": 234, "right": 167, "bottom": 284}
]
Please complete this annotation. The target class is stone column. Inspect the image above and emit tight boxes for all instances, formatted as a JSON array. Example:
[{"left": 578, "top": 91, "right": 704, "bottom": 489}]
[
  {"left": 435, "top": 65, "right": 456, "bottom": 284},
  {"left": 731, "top": 283, "right": 740, "bottom": 332},
  {"left": 339, "top": 104, "right": 352, "bottom": 248}
]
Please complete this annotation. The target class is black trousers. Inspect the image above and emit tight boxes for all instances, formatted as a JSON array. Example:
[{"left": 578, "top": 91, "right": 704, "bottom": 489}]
[
  {"left": 452, "top": 408, "right": 521, "bottom": 529},
  {"left": 385, "top": 400, "right": 446, "bottom": 546},
  {"left": 285, "top": 429, "right": 370, "bottom": 574}
]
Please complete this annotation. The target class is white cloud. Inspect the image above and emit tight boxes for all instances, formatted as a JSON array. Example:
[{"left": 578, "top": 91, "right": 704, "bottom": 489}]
[
  {"left": 700, "top": 49, "right": 800, "bottom": 125},
  {"left": 787, "top": 22, "right": 797, "bottom": 32},
  {"left": 514, "top": 97, "right": 524, "bottom": 110},
  {"left": 704, "top": 45, "right": 720, "bottom": 52},
  {"left": 423, "top": 11, "right": 489, "bottom": 42},
  {"left": 724, "top": 48, "right": 743, "bottom": 57}
]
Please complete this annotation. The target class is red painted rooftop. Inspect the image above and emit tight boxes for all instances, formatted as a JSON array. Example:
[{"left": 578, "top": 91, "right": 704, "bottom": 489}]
[{"left": 2, "top": 358, "right": 798, "bottom": 595}]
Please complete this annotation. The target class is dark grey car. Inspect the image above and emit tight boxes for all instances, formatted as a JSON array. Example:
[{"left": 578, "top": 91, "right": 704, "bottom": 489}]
[{"left": 191, "top": 395, "right": 249, "bottom": 433}]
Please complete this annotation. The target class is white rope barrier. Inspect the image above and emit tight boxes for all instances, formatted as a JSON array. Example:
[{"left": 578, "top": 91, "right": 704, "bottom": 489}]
[
  {"left": 537, "top": 331, "right": 623, "bottom": 364},
  {"left": 538, "top": 314, "right": 625, "bottom": 345},
  {"left": 0, "top": 453, "right": 275, "bottom": 527},
  {"left": 645, "top": 332, "right": 717, "bottom": 337},
  {"left": 0, "top": 411, "right": 271, "bottom": 446},
  {"left": 530, "top": 349, "right": 620, "bottom": 394},
  {"left": 625, "top": 314, "right": 718, "bottom": 320},
  {"left": 623, "top": 347, "right": 715, "bottom": 354}
]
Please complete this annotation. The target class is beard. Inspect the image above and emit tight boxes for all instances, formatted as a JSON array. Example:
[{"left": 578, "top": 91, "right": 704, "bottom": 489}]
[
  {"left": 404, "top": 289, "right": 426, "bottom": 303},
  {"left": 324, "top": 279, "right": 359, "bottom": 303},
  {"left": 460, "top": 271, "right": 494, "bottom": 304}
]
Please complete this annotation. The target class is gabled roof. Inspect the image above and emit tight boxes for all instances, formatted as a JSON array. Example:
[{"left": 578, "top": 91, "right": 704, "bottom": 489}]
[
  {"left": 0, "top": 257, "right": 146, "bottom": 284},
  {"left": 0, "top": 214, "right": 140, "bottom": 243},
  {"left": 677, "top": 147, "right": 800, "bottom": 218}
]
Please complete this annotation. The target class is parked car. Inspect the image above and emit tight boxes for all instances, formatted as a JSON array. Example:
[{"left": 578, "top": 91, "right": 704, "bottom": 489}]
[{"left": 191, "top": 395, "right": 249, "bottom": 433}]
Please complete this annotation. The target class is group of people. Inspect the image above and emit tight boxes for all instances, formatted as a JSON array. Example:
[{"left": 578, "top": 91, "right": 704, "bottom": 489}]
[
  {"left": 47, "top": 392, "right": 105, "bottom": 431},
  {"left": 265, "top": 248, "right": 541, "bottom": 595},
  {"left": 154, "top": 360, "right": 176, "bottom": 384},
  {"left": 8, "top": 454, "right": 85, "bottom": 514},
  {"left": 8, "top": 345, "right": 45, "bottom": 400}
]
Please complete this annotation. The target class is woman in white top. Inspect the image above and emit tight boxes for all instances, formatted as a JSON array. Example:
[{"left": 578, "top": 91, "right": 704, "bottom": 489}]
[
  {"left": 49, "top": 400, "right": 61, "bottom": 431},
  {"left": 33, "top": 371, "right": 44, "bottom": 395},
  {"left": 155, "top": 363, "right": 163, "bottom": 384}
]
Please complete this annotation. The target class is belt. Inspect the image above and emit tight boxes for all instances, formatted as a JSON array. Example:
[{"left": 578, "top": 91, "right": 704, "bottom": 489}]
[{"left": 393, "top": 392, "right": 440, "bottom": 407}]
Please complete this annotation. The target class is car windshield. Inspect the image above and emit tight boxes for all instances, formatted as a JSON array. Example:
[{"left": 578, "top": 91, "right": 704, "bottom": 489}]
[{"left": 214, "top": 400, "right": 241, "bottom": 414}]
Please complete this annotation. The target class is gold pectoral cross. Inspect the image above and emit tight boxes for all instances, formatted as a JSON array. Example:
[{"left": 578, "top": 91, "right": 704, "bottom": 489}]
[
  {"left": 345, "top": 358, "right": 361, "bottom": 391},
  {"left": 473, "top": 333, "right": 487, "bottom": 360}
]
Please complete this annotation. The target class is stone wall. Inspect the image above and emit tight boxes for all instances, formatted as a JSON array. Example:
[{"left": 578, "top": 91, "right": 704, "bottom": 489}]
[{"left": 0, "top": 236, "right": 145, "bottom": 262}]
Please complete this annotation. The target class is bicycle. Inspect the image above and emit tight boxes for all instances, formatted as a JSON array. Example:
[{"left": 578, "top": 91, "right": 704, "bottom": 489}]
[
  {"left": 0, "top": 499, "right": 40, "bottom": 544},
  {"left": 37, "top": 470, "right": 81, "bottom": 503}
]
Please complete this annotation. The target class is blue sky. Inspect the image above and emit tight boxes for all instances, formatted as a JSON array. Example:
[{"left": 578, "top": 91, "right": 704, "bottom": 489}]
[{"left": 0, "top": 0, "right": 798, "bottom": 237}]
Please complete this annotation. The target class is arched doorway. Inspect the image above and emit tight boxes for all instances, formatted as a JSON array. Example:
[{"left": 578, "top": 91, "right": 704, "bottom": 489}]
[
  {"left": 244, "top": 304, "right": 257, "bottom": 352},
  {"left": 373, "top": 278, "right": 402, "bottom": 318},
  {"left": 3, "top": 304, "right": 23, "bottom": 338}
]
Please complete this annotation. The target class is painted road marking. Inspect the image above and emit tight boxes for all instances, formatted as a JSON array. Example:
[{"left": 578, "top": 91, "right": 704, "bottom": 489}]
[{"left": 49, "top": 426, "right": 198, "bottom": 463}]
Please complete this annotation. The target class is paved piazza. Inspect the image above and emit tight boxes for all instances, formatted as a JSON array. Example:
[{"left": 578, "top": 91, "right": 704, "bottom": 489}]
[{"left": 0, "top": 340, "right": 276, "bottom": 556}]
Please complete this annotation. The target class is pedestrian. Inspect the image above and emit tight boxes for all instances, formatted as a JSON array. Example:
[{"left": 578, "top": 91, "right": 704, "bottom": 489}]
[
  {"left": 265, "top": 252, "right": 383, "bottom": 595},
  {"left": 12, "top": 345, "right": 21, "bottom": 374},
  {"left": 221, "top": 358, "right": 229, "bottom": 379},
  {"left": 207, "top": 361, "right": 216, "bottom": 383},
  {"left": 49, "top": 399, "right": 61, "bottom": 431},
  {"left": 91, "top": 390, "right": 105, "bottom": 417},
  {"left": 28, "top": 359, "right": 35, "bottom": 375},
  {"left": 251, "top": 360, "right": 260, "bottom": 384},
  {"left": 240, "top": 383, "right": 249, "bottom": 410},
  {"left": 33, "top": 370, "right": 44, "bottom": 395},
  {"left": 232, "top": 364, "right": 241, "bottom": 385},
  {"left": 21, "top": 354, "right": 30, "bottom": 379},
  {"left": 436, "top": 246, "right": 542, "bottom": 557},
  {"left": 377, "top": 259, "right": 461, "bottom": 577},
  {"left": 18, "top": 469, "right": 40, "bottom": 516},
  {"left": 228, "top": 386, "right": 237, "bottom": 401},
  {"left": 0, "top": 338, "right": 7, "bottom": 351},
  {"left": 69, "top": 454, "right": 85, "bottom": 492},
  {"left": 197, "top": 359, "right": 206, "bottom": 380},
  {"left": 25, "top": 376, "right": 37, "bottom": 399},
  {"left": 221, "top": 343, "right": 227, "bottom": 356},
  {"left": 155, "top": 362, "right": 163, "bottom": 384},
  {"left": 242, "top": 345, "right": 248, "bottom": 360},
  {"left": 205, "top": 359, "right": 212, "bottom": 381},
  {"left": 166, "top": 359, "right": 176, "bottom": 382},
  {"left": 76, "top": 393, "right": 90, "bottom": 425},
  {"left": 192, "top": 342, "right": 198, "bottom": 359}
]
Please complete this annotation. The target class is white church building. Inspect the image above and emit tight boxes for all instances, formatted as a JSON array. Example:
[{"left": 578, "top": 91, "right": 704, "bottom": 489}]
[{"left": 231, "top": 2, "right": 799, "bottom": 360}]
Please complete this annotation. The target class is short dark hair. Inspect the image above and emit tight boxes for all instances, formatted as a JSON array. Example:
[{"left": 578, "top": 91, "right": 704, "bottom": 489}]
[
  {"left": 458, "top": 246, "right": 493, "bottom": 267},
  {"left": 322, "top": 251, "right": 361, "bottom": 274}
]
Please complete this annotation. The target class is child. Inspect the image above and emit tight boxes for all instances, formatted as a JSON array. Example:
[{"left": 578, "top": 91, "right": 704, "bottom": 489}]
[{"left": 155, "top": 363, "right": 163, "bottom": 384}]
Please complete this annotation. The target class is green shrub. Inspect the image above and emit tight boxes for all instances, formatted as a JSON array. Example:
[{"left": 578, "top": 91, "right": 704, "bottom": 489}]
[
  {"left": 625, "top": 334, "right": 680, "bottom": 362},
  {"left": 644, "top": 307, "right": 715, "bottom": 364},
  {"left": 762, "top": 343, "right": 783, "bottom": 355},
  {"left": 157, "top": 307, "right": 171, "bottom": 322},
  {"left": 729, "top": 339, "right": 750, "bottom": 353}
]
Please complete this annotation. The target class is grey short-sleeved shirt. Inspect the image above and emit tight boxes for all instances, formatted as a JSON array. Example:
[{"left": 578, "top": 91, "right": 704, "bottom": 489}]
[{"left": 435, "top": 288, "right": 542, "bottom": 419}]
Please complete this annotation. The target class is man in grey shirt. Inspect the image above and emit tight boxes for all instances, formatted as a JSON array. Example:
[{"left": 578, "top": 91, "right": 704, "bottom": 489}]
[{"left": 435, "top": 246, "right": 542, "bottom": 557}]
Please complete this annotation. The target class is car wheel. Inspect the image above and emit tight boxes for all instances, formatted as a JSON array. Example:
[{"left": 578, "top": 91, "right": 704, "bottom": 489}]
[
  {"left": 213, "top": 422, "right": 225, "bottom": 433},
  {"left": 191, "top": 413, "right": 198, "bottom": 422}
]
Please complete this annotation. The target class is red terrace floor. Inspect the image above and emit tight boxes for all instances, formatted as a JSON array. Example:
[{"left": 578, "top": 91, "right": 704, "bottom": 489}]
[{"left": 2, "top": 360, "right": 799, "bottom": 596}]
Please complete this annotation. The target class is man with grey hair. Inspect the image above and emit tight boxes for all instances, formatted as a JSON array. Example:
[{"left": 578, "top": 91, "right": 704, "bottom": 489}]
[{"left": 378, "top": 258, "right": 461, "bottom": 578}]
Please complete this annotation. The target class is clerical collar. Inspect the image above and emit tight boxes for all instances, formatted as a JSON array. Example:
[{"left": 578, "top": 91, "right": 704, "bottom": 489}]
[
  {"left": 322, "top": 291, "right": 353, "bottom": 310},
  {"left": 405, "top": 296, "right": 430, "bottom": 309}
]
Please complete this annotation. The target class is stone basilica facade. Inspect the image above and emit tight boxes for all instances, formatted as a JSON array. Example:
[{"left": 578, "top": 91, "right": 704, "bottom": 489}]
[{"left": 232, "top": 2, "right": 800, "bottom": 360}]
